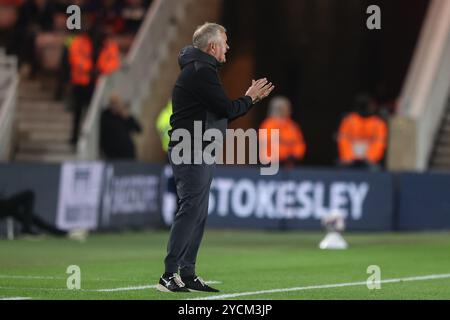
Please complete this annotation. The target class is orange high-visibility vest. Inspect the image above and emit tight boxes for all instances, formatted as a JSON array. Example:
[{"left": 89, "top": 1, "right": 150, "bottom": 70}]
[
  {"left": 337, "top": 112, "right": 387, "bottom": 163},
  {"left": 69, "top": 35, "right": 93, "bottom": 86},
  {"left": 96, "top": 40, "right": 120, "bottom": 75},
  {"left": 259, "top": 117, "right": 306, "bottom": 163},
  {"left": 69, "top": 35, "right": 120, "bottom": 86}
]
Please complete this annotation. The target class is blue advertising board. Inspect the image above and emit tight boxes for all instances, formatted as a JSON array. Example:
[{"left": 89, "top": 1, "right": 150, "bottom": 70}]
[
  {"left": 206, "top": 166, "right": 394, "bottom": 230},
  {"left": 2, "top": 162, "right": 450, "bottom": 233},
  {"left": 397, "top": 172, "right": 450, "bottom": 230}
]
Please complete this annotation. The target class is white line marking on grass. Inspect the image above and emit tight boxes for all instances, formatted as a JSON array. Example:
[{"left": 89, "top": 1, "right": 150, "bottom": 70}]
[
  {"left": 91, "top": 281, "right": 222, "bottom": 292},
  {"left": 0, "top": 275, "right": 65, "bottom": 280},
  {"left": 0, "top": 275, "right": 130, "bottom": 282},
  {"left": 0, "top": 297, "right": 32, "bottom": 300},
  {"left": 0, "top": 281, "right": 222, "bottom": 293},
  {"left": 92, "top": 285, "right": 156, "bottom": 292},
  {"left": 0, "top": 286, "right": 69, "bottom": 291},
  {"left": 190, "top": 273, "right": 450, "bottom": 300}
]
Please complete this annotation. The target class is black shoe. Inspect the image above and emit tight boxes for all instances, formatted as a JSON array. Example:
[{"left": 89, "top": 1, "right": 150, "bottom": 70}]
[
  {"left": 156, "top": 273, "right": 190, "bottom": 293},
  {"left": 181, "top": 275, "right": 220, "bottom": 292}
]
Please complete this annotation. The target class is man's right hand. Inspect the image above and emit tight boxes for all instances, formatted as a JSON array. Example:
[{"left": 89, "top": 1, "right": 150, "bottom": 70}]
[{"left": 245, "top": 78, "right": 275, "bottom": 104}]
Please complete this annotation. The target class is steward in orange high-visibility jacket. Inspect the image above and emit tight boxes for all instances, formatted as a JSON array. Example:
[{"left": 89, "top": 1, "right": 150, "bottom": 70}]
[
  {"left": 68, "top": 27, "right": 120, "bottom": 145},
  {"left": 69, "top": 33, "right": 120, "bottom": 86},
  {"left": 259, "top": 96, "right": 306, "bottom": 167},
  {"left": 337, "top": 95, "right": 387, "bottom": 165}
]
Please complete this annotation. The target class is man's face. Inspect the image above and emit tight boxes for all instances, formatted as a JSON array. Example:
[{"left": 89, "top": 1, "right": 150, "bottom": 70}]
[
  {"left": 109, "top": 94, "right": 122, "bottom": 112},
  {"left": 210, "top": 31, "right": 229, "bottom": 63}
]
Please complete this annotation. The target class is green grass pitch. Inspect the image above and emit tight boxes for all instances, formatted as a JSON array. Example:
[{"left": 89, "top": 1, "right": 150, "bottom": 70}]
[{"left": 1, "top": 230, "right": 450, "bottom": 300}]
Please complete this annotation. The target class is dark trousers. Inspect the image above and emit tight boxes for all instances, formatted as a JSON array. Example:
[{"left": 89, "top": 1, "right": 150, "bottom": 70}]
[
  {"left": 164, "top": 153, "right": 214, "bottom": 277},
  {"left": 71, "top": 84, "right": 95, "bottom": 144}
]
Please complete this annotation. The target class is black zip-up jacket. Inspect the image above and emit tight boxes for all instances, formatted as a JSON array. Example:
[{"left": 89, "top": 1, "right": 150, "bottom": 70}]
[{"left": 168, "top": 46, "right": 254, "bottom": 149}]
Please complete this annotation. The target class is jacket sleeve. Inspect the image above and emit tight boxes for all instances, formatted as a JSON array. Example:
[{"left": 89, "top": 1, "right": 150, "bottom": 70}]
[
  {"left": 125, "top": 116, "right": 142, "bottom": 133},
  {"left": 192, "top": 66, "right": 253, "bottom": 120}
]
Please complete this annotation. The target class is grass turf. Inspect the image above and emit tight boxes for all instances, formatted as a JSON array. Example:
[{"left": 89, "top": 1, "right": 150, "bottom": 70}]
[{"left": 1, "top": 230, "right": 450, "bottom": 300}]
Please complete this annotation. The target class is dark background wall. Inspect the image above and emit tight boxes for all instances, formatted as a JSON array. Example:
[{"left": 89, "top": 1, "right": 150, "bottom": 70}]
[{"left": 220, "top": 0, "right": 429, "bottom": 166}]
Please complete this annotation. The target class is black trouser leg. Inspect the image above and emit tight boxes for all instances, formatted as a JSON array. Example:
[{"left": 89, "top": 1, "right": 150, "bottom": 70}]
[
  {"left": 164, "top": 160, "right": 214, "bottom": 275},
  {"left": 179, "top": 213, "right": 209, "bottom": 277},
  {"left": 178, "top": 165, "right": 213, "bottom": 277},
  {"left": 71, "top": 85, "right": 85, "bottom": 144},
  {"left": 71, "top": 84, "right": 95, "bottom": 144}
]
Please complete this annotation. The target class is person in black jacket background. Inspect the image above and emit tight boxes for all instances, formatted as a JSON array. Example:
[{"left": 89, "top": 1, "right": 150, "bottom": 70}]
[
  {"left": 100, "top": 93, "right": 142, "bottom": 160},
  {"left": 157, "top": 22, "right": 274, "bottom": 293},
  {"left": 0, "top": 190, "right": 66, "bottom": 237}
]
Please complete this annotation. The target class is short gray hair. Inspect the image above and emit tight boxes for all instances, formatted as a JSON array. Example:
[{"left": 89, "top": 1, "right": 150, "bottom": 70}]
[{"left": 192, "top": 22, "right": 226, "bottom": 50}]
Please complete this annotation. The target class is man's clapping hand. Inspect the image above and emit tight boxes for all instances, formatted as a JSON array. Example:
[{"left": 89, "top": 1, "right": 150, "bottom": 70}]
[{"left": 245, "top": 78, "right": 275, "bottom": 104}]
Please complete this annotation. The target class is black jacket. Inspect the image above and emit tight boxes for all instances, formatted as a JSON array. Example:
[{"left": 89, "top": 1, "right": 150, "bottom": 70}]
[
  {"left": 168, "top": 46, "right": 254, "bottom": 148},
  {"left": 100, "top": 108, "right": 142, "bottom": 160}
]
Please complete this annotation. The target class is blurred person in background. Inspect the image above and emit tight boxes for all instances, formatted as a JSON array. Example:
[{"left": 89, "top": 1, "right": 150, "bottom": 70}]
[
  {"left": 10, "top": 0, "right": 55, "bottom": 77},
  {"left": 69, "top": 19, "right": 120, "bottom": 146},
  {"left": 121, "top": 0, "right": 149, "bottom": 34},
  {"left": 94, "top": 0, "right": 125, "bottom": 34},
  {"left": 0, "top": 1, "right": 21, "bottom": 54},
  {"left": 337, "top": 93, "right": 388, "bottom": 170},
  {"left": 156, "top": 100, "right": 172, "bottom": 154},
  {"left": 259, "top": 96, "right": 306, "bottom": 169},
  {"left": 0, "top": 190, "right": 66, "bottom": 237},
  {"left": 100, "top": 93, "right": 141, "bottom": 160},
  {"left": 54, "top": 33, "right": 75, "bottom": 101},
  {"left": 53, "top": 0, "right": 77, "bottom": 100}
]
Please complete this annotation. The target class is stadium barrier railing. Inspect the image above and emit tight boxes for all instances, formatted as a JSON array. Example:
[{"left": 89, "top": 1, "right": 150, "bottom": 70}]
[
  {"left": 388, "top": 0, "right": 450, "bottom": 171},
  {"left": 0, "top": 51, "right": 18, "bottom": 161}
]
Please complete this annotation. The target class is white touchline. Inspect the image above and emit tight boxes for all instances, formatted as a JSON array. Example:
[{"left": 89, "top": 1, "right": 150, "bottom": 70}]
[
  {"left": 189, "top": 273, "right": 450, "bottom": 300},
  {"left": 0, "top": 297, "right": 32, "bottom": 300},
  {"left": 92, "top": 285, "right": 156, "bottom": 292},
  {"left": 0, "top": 281, "right": 222, "bottom": 293},
  {"left": 0, "top": 275, "right": 65, "bottom": 280},
  {"left": 0, "top": 275, "right": 130, "bottom": 282},
  {"left": 90, "top": 281, "right": 222, "bottom": 292}
]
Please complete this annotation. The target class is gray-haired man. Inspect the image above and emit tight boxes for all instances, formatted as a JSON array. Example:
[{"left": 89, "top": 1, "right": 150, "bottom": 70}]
[{"left": 157, "top": 22, "right": 274, "bottom": 293}]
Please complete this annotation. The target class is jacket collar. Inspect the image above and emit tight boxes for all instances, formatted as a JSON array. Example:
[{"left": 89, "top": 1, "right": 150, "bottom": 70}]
[{"left": 178, "top": 45, "right": 221, "bottom": 69}]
